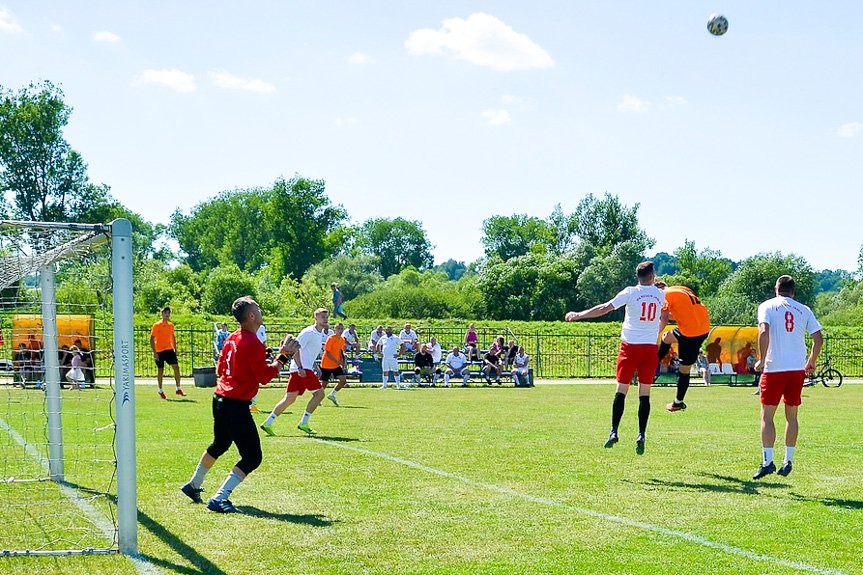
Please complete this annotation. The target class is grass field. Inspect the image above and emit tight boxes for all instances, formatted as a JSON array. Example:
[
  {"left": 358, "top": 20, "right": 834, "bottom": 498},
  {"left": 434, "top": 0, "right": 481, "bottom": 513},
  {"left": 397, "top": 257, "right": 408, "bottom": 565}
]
[{"left": 3, "top": 382, "right": 863, "bottom": 575}]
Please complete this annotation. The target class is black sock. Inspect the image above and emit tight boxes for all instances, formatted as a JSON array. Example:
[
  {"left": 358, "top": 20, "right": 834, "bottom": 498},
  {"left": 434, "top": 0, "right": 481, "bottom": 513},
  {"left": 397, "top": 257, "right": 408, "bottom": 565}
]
[
  {"left": 657, "top": 342, "right": 671, "bottom": 361},
  {"left": 638, "top": 395, "right": 650, "bottom": 434},
  {"left": 611, "top": 392, "right": 626, "bottom": 431},
  {"left": 676, "top": 372, "right": 691, "bottom": 402}
]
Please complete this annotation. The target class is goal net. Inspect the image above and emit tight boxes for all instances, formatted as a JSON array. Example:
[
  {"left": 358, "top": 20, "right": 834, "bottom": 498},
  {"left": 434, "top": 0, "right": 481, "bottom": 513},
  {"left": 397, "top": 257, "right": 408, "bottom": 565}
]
[{"left": 0, "top": 219, "right": 136, "bottom": 557}]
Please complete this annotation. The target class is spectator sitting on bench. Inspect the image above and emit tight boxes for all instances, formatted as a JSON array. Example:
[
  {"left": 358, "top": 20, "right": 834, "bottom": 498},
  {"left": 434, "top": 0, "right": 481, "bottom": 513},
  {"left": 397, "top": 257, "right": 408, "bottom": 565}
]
[
  {"left": 696, "top": 350, "right": 711, "bottom": 387},
  {"left": 482, "top": 343, "right": 504, "bottom": 384},
  {"left": 344, "top": 323, "right": 360, "bottom": 358},
  {"left": 444, "top": 345, "right": 470, "bottom": 387},
  {"left": 368, "top": 325, "right": 384, "bottom": 361},
  {"left": 511, "top": 346, "right": 531, "bottom": 387},
  {"left": 428, "top": 336, "right": 443, "bottom": 369},
  {"left": 465, "top": 323, "right": 480, "bottom": 362},
  {"left": 399, "top": 323, "right": 419, "bottom": 354},
  {"left": 504, "top": 339, "right": 517, "bottom": 369},
  {"left": 414, "top": 344, "right": 440, "bottom": 386},
  {"left": 669, "top": 352, "right": 681, "bottom": 375},
  {"left": 13, "top": 342, "right": 30, "bottom": 383}
]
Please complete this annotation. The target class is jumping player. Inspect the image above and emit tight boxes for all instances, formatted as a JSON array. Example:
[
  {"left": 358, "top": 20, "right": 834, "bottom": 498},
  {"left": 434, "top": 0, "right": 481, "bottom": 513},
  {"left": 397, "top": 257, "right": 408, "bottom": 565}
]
[
  {"left": 180, "top": 296, "right": 297, "bottom": 513},
  {"left": 566, "top": 261, "right": 665, "bottom": 454},
  {"left": 654, "top": 282, "right": 711, "bottom": 412},
  {"left": 752, "top": 275, "right": 823, "bottom": 480},
  {"left": 260, "top": 308, "right": 329, "bottom": 436}
]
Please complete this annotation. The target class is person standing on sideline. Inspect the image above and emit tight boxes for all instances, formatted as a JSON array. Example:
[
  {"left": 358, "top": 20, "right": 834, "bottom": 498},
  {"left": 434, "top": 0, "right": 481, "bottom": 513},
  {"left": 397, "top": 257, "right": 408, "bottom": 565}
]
[
  {"left": 752, "top": 275, "right": 823, "bottom": 480},
  {"left": 322, "top": 322, "right": 349, "bottom": 406},
  {"left": 261, "top": 308, "right": 329, "bottom": 436},
  {"left": 150, "top": 307, "right": 186, "bottom": 398},
  {"left": 565, "top": 261, "right": 665, "bottom": 455},
  {"left": 180, "top": 296, "right": 297, "bottom": 513},
  {"left": 215, "top": 322, "right": 230, "bottom": 355},
  {"left": 331, "top": 284, "right": 348, "bottom": 319},
  {"left": 654, "top": 282, "right": 711, "bottom": 412},
  {"left": 377, "top": 326, "right": 406, "bottom": 389}
]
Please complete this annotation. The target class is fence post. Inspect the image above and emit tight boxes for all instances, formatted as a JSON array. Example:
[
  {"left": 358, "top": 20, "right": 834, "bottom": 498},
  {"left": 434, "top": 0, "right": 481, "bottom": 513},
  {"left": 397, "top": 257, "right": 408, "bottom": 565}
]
[
  {"left": 587, "top": 330, "right": 592, "bottom": 378},
  {"left": 535, "top": 330, "right": 541, "bottom": 378},
  {"left": 189, "top": 326, "right": 194, "bottom": 378}
]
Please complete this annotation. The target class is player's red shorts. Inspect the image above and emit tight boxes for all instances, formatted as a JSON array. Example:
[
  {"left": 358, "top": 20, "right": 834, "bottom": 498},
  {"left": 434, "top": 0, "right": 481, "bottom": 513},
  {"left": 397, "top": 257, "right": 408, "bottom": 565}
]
[
  {"left": 760, "top": 370, "right": 805, "bottom": 406},
  {"left": 616, "top": 342, "right": 659, "bottom": 385},
  {"left": 286, "top": 371, "right": 322, "bottom": 395}
]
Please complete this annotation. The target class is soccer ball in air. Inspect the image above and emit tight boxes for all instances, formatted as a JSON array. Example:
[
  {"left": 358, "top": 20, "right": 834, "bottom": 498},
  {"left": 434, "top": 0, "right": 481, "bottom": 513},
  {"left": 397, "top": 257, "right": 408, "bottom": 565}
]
[{"left": 707, "top": 13, "right": 729, "bottom": 36}]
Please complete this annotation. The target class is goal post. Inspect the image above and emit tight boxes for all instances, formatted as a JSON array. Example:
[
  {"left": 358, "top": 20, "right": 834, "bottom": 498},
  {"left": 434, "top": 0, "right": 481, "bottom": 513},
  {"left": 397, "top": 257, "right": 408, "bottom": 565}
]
[{"left": 0, "top": 218, "right": 136, "bottom": 557}]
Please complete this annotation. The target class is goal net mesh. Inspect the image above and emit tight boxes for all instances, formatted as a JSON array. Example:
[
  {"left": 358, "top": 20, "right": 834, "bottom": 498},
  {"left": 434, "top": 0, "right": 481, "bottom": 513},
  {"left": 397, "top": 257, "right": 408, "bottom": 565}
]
[{"left": 0, "top": 222, "right": 119, "bottom": 555}]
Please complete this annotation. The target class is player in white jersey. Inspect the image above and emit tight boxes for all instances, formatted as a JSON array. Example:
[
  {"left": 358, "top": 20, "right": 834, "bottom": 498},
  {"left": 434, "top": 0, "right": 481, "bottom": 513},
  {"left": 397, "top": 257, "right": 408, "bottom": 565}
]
[
  {"left": 260, "top": 308, "right": 328, "bottom": 436},
  {"left": 752, "top": 275, "right": 823, "bottom": 480},
  {"left": 566, "top": 261, "right": 665, "bottom": 454},
  {"left": 376, "top": 326, "right": 405, "bottom": 389}
]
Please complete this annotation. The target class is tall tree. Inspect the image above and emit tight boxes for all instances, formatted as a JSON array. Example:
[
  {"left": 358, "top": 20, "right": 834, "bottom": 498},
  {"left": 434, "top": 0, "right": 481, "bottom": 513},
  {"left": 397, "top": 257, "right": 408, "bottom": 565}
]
[
  {"left": 573, "top": 192, "right": 651, "bottom": 254},
  {"left": 666, "top": 240, "right": 733, "bottom": 296},
  {"left": 481, "top": 214, "right": 552, "bottom": 261},
  {"left": 0, "top": 81, "right": 93, "bottom": 222},
  {"left": 358, "top": 217, "right": 434, "bottom": 278}
]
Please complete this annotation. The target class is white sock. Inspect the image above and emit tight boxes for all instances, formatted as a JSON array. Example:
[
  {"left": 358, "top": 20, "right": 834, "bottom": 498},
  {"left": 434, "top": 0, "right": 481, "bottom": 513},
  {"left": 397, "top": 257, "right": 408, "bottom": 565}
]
[
  {"left": 785, "top": 446, "right": 795, "bottom": 463},
  {"left": 250, "top": 393, "right": 258, "bottom": 407},
  {"left": 264, "top": 413, "right": 277, "bottom": 427},
  {"left": 189, "top": 463, "right": 209, "bottom": 489},
  {"left": 329, "top": 390, "right": 336, "bottom": 398},
  {"left": 444, "top": 373, "right": 450, "bottom": 385},
  {"left": 213, "top": 471, "right": 243, "bottom": 501},
  {"left": 157, "top": 388, "right": 163, "bottom": 395},
  {"left": 433, "top": 373, "right": 439, "bottom": 384},
  {"left": 300, "top": 411, "right": 311, "bottom": 426},
  {"left": 176, "top": 384, "right": 182, "bottom": 391},
  {"left": 763, "top": 447, "right": 774, "bottom": 465},
  {"left": 395, "top": 374, "right": 401, "bottom": 387}
]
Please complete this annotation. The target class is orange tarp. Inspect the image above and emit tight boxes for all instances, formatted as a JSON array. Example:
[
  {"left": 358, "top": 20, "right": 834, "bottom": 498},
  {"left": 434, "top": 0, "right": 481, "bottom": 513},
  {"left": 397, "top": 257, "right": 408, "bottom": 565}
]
[{"left": 11, "top": 314, "right": 95, "bottom": 350}]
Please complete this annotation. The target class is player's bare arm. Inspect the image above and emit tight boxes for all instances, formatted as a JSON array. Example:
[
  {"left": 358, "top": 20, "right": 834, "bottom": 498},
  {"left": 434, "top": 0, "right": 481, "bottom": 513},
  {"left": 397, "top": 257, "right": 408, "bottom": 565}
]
[
  {"left": 565, "top": 301, "right": 615, "bottom": 322},
  {"left": 754, "top": 322, "right": 769, "bottom": 373},
  {"left": 806, "top": 330, "right": 824, "bottom": 375}
]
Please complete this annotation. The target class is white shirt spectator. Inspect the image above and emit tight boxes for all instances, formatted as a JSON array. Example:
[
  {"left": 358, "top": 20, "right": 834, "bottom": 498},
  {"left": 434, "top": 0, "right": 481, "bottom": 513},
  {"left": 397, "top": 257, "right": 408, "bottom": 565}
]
[
  {"left": 399, "top": 328, "right": 418, "bottom": 350},
  {"left": 610, "top": 284, "right": 666, "bottom": 345},
  {"left": 369, "top": 329, "right": 383, "bottom": 350},
  {"left": 428, "top": 342, "right": 443, "bottom": 364},
  {"left": 288, "top": 325, "right": 324, "bottom": 374},
  {"left": 758, "top": 296, "right": 822, "bottom": 373},
  {"left": 446, "top": 353, "right": 468, "bottom": 371}
]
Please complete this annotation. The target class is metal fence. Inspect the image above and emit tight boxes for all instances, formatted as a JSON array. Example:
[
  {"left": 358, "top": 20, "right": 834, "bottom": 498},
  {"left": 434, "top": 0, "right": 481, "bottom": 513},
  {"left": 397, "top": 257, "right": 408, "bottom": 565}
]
[{"left": 4, "top": 320, "right": 862, "bottom": 380}]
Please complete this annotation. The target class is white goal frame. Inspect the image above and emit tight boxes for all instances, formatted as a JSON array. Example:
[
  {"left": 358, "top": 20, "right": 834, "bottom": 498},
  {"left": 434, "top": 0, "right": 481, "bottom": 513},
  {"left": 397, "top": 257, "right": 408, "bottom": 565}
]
[{"left": 0, "top": 218, "right": 137, "bottom": 555}]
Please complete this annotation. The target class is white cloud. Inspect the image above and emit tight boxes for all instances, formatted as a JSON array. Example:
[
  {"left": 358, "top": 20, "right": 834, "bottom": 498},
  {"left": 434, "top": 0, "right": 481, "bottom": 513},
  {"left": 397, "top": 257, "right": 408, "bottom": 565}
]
[
  {"left": 617, "top": 94, "right": 648, "bottom": 113},
  {"left": 406, "top": 13, "right": 553, "bottom": 72},
  {"left": 665, "top": 96, "right": 687, "bottom": 105},
  {"left": 209, "top": 70, "right": 276, "bottom": 94},
  {"left": 336, "top": 118, "right": 357, "bottom": 127},
  {"left": 502, "top": 94, "right": 522, "bottom": 105},
  {"left": 134, "top": 69, "right": 197, "bottom": 93},
  {"left": 92, "top": 30, "right": 120, "bottom": 42},
  {"left": 348, "top": 52, "right": 372, "bottom": 64},
  {"left": 836, "top": 122, "right": 861, "bottom": 138},
  {"left": 0, "top": 6, "right": 23, "bottom": 34},
  {"left": 482, "top": 109, "right": 512, "bottom": 126}
]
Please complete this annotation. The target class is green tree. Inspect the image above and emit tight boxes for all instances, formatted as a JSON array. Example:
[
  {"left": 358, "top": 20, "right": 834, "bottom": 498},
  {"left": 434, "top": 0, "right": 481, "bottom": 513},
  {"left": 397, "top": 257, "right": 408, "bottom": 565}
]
[
  {"left": 481, "top": 214, "right": 552, "bottom": 261},
  {"left": 573, "top": 192, "right": 651, "bottom": 254},
  {"left": 434, "top": 259, "right": 468, "bottom": 281},
  {"left": 358, "top": 217, "right": 434, "bottom": 278},
  {"left": 0, "top": 81, "right": 97, "bottom": 222},
  {"left": 302, "top": 254, "right": 383, "bottom": 301},
  {"left": 170, "top": 176, "right": 347, "bottom": 278},
  {"left": 201, "top": 263, "right": 257, "bottom": 315},
  {"left": 664, "top": 240, "right": 733, "bottom": 296}
]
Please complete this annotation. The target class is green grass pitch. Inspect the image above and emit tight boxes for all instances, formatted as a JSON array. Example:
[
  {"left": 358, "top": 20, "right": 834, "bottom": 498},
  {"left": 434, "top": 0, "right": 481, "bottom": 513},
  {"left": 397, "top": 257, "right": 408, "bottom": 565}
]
[{"left": 3, "top": 382, "right": 862, "bottom": 575}]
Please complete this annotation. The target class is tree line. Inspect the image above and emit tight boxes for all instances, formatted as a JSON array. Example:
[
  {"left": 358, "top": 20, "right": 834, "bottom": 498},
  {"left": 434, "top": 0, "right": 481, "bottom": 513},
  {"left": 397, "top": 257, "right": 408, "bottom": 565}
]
[{"left": 2, "top": 80, "right": 860, "bottom": 325}]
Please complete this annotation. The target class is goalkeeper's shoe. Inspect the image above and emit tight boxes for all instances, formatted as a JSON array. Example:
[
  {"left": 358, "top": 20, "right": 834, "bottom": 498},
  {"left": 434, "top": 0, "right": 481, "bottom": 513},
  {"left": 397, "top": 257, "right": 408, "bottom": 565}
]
[
  {"left": 207, "top": 498, "right": 242, "bottom": 514},
  {"left": 603, "top": 430, "right": 619, "bottom": 448},
  {"left": 752, "top": 461, "right": 776, "bottom": 480},
  {"left": 181, "top": 482, "right": 204, "bottom": 503},
  {"left": 260, "top": 423, "right": 275, "bottom": 436},
  {"left": 635, "top": 433, "right": 646, "bottom": 455},
  {"left": 297, "top": 423, "right": 317, "bottom": 436}
]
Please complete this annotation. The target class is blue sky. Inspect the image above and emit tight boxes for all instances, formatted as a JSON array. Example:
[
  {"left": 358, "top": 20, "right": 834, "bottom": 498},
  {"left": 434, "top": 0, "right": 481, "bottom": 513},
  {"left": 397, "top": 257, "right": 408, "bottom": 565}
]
[{"left": 1, "top": 1, "right": 861, "bottom": 272}]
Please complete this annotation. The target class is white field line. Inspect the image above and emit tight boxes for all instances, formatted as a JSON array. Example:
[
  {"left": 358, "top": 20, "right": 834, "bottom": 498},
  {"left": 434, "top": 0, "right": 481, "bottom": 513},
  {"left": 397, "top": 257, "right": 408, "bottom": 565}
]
[
  {"left": 0, "top": 414, "right": 161, "bottom": 575},
  {"left": 316, "top": 439, "right": 848, "bottom": 575}
]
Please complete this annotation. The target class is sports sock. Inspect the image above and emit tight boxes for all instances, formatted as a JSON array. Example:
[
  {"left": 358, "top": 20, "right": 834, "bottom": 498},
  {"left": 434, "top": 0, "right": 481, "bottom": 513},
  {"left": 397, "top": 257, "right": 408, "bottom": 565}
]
[
  {"left": 213, "top": 471, "right": 243, "bottom": 501},
  {"left": 676, "top": 372, "right": 691, "bottom": 402},
  {"left": 432, "top": 373, "right": 439, "bottom": 384},
  {"left": 300, "top": 411, "right": 311, "bottom": 426},
  {"left": 176, "top": 384, "right": 182, "bottom": 391},
  {"left": 189, "top": 462, "right": 209, "bottom": 489},
  {"left": 444, "top": 373, "right": 450, "bottom": 385},
  {"left": 263, "top": 412, "right": 277, "bottom": 427},
  {"left": 611, "top": 391, "right": 626, "bottom": 431},
  {"left": 394, "top": 373, "right": 401, "bottom": 385},
  {"left": 784, "top": 446, "right": 795, "bottom": 463},
  {"left": 763, "top": 447, "right": 774, "bottom": 465},
  {"left": 638, "top": 395, "right": 650, "bottom": 434},
  {"left": 157, "top": 388, "right": 163, "bottom": 395},
  {"left": 657, "top": 342, "right": 671, "bottom": 361},
  {"left": 382, "top": 374, "right": 388, "bottom": 387},
  {"left": 329, "top": 390, "right": 337, "bottom": 398}
]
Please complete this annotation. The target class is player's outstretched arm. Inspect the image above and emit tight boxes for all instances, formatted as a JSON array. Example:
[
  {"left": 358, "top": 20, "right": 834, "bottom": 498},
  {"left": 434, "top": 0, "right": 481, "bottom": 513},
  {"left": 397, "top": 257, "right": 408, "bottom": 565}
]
[{"left": 565, "top": 301, "right": 615, "bottom": 322}]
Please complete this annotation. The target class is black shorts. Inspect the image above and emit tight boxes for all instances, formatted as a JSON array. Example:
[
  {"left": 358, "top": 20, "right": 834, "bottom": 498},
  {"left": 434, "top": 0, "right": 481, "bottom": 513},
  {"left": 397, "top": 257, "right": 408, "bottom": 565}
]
[
  {"left": 207, "top": 394, "right": 262, "bottom": 476},
  {"left": 155, "top": 349, "right": 178, "bottom": 368},
  {"left": 320, "top": 366, "right": 345, "bottom": 381},
  {"left": 671, "top": 329, "right": 709, "bottom": 365}
]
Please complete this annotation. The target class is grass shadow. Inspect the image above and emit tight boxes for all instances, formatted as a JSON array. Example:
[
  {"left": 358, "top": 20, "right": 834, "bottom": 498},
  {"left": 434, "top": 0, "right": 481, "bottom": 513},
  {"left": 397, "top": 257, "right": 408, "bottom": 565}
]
[
  {"left": 638, "top": 473, "right": 790, "bottom": 496},
  {"left": 788, "top": 493, "right": 863, "bottom": 509},
  {"left": 135, "top": 506, "right": 228, "bottom": 575},
  {"left": 237, "top": 506, "right": 337, "bottom": 526},
  {"left": 313, "top": 435, "right": 360, "bottom": 442}
]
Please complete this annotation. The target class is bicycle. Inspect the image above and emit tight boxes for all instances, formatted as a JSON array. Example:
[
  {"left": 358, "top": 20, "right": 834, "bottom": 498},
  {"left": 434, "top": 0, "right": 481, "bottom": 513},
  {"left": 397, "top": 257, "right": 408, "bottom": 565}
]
[{"left": 804, "top": 355, "right": 843, "bottom": 388}]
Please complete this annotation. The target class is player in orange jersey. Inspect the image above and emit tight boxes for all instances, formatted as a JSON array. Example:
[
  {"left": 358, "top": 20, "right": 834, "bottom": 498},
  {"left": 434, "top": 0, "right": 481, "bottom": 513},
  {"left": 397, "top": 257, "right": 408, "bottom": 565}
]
[{"left": 654, "top": 282, "right": 711, "bottom": 412}]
